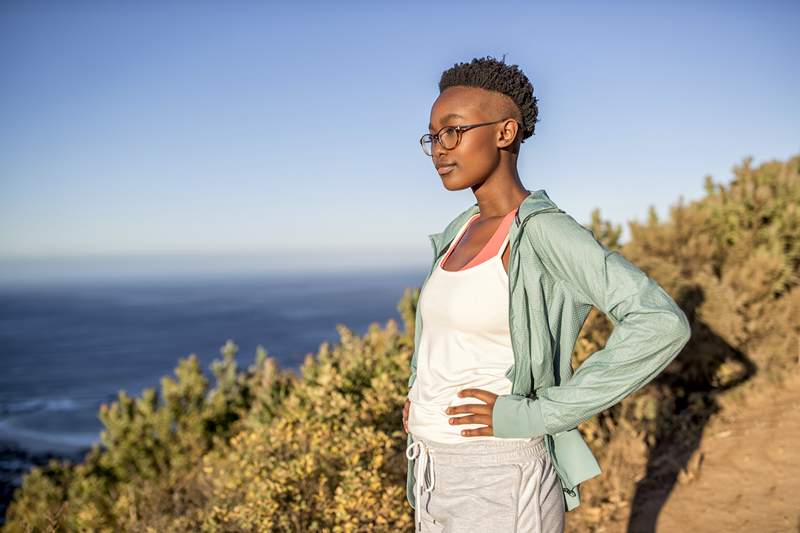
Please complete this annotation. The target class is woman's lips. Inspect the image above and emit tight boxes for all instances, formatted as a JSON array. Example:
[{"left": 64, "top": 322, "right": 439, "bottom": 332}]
[{"left": 437, "top": 164, "right": 456, "bottom": 175}]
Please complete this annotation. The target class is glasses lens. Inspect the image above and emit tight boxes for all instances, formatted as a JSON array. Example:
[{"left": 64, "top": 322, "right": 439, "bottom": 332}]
[
  {"left": 439, "top": 127, "right": 458, "bottom": 150},
  {"left": 420, "top": 135, "right": 433, "bottom": 156}
]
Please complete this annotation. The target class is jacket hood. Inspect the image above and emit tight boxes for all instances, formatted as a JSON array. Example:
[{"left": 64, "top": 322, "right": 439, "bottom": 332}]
[{"left": 427, "top": 188, "right": 561, "bottom": 257}]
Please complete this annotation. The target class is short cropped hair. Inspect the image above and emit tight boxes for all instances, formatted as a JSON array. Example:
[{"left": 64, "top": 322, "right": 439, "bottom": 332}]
[{"left": 439, "top": 55, "right": 539, "bottom": 143}]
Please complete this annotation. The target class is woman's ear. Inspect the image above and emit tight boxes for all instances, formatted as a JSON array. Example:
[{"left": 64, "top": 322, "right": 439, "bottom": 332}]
[{"left": 496, "top": 118, "right": 520, "bottom": 149}]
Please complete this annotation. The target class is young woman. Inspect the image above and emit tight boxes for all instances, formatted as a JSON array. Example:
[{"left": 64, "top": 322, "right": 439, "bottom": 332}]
[{"left": 402, "top": 56, "right": 691, "bottom": 533}]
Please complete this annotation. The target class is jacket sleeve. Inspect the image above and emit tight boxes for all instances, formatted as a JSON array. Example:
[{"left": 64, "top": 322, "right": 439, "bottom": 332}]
[{"left": 492, "top": 211, "right": 692, "bottom": 437}]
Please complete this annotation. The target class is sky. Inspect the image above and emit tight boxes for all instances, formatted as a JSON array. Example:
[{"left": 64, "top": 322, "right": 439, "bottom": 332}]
[{"left": 1, "top": 0, "right": 798, "bottom": 281}]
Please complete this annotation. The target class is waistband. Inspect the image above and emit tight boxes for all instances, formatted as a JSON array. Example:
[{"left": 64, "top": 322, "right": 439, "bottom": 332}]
[{"left": 407, "top": 433, "right": 547, "bottom": 466}]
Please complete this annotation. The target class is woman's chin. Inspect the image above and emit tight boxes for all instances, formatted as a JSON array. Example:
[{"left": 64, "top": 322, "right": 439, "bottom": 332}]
[
  {"left": 441, "top": 179, "right": 472, "bottom": 192},
  {"left": 440, "top": 174, "right": 465, "bottom": 190}
]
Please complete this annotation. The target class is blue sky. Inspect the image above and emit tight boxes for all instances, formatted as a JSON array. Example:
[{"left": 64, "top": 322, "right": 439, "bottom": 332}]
[{"left": 1, "top": 1, "right": 798, "bottom": 280}]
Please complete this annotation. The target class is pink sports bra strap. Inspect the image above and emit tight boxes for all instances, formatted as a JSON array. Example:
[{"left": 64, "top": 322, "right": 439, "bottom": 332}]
[{"left": 458, "top": 207, "right": 518, "bottom": 270}]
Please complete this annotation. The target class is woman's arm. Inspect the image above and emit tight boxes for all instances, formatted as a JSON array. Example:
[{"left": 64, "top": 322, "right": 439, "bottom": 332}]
[{"left": 492, "top": 211, "right": 692, "bottom": 438}]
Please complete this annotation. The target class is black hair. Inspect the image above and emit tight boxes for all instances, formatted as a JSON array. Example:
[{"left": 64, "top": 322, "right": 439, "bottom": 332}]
[{"left": 438, "top": 54, "right": 538, "bottom": 143}]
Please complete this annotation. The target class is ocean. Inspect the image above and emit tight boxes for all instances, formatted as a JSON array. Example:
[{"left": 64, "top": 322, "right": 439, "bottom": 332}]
[{"left": 0, "top": 267, "right": 424, "bottom": 514}]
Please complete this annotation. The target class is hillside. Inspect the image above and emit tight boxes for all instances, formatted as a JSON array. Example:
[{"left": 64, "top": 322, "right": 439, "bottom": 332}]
[{"left": 3, "top": 153, "right": 799, "bottom": 532}]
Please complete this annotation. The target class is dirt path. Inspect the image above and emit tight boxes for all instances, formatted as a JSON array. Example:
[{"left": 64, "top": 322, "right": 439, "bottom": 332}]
[{"left": 652, "top": 369, "right": 800, "bottom": 532}]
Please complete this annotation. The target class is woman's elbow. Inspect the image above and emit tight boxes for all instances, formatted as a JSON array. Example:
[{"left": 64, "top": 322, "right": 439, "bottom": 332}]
[{"left": 664, "top": 306, "right": 692, "bottom": 351}]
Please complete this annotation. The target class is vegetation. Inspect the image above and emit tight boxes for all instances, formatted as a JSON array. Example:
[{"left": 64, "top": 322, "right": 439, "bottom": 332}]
[{"left": 4, "top": 154, "right": 798, "bottom": 532}]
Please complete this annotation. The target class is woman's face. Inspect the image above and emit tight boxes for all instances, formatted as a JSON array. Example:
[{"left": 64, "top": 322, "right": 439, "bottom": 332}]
[{"left": 427, "top": 86, "right": 511, "bottom": 191}]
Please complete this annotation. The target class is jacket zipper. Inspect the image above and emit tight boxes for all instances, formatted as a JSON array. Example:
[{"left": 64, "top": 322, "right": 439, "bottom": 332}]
[
  {"left": 508, "top": 206, "right": 564, "bottom": 395},
  {"left": 512, "top": 205, "right": 577, "bottom": 498}
]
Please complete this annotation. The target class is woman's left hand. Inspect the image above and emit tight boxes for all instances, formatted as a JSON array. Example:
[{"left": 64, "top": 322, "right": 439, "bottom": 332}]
[{"left": 446, "top": 388, "right": 498, "bottom": 437}]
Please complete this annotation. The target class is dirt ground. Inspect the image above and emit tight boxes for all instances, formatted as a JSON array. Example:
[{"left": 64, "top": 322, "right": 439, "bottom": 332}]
[{"left": 645, "top": 369, "right": 800, "bottom": 532}]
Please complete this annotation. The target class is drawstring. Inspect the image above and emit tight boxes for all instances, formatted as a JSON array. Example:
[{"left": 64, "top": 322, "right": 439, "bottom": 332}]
[{"left": 405, "top": 439, "right": 436, "bottom": 531}]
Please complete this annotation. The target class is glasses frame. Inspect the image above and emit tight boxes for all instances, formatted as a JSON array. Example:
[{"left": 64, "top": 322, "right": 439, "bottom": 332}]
[{"left": 420, "top": 118, "right": 513, "bottom": 156}]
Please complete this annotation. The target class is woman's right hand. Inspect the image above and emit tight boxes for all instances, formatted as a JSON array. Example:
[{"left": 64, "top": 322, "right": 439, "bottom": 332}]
[{"left": 403, "top": 398, "right": 410, "bottom": 433}]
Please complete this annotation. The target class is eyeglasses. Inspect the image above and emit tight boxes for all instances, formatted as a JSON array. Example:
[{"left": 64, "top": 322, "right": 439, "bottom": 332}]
[{"left": 420, "top": 118, "right": 512, "bottom": 156}]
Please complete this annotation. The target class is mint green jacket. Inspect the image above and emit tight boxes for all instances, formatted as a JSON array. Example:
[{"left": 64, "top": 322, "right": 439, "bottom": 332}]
[{"left": 406, "top": 189, "right": 691, "bottom": 511}]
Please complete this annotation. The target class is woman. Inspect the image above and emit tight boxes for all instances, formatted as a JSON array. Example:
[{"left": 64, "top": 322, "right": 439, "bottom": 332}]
[{"left": 402, "top": 56, "right": 691, "bottom": 533}]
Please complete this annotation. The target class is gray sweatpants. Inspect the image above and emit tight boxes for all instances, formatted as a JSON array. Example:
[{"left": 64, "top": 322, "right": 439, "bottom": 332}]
[{"left": 406, "top": 434, "right": 565, "bottom": 533}]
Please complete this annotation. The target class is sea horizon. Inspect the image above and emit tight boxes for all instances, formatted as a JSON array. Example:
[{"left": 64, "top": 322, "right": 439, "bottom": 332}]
[{"left": 0, "top": 266, "right": 425, "bottom": 458}]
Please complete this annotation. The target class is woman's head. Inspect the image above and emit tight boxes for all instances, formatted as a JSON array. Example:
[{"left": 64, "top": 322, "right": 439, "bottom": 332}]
[{"left": 424, "top": 55, "right": 538, "bottom": 191}]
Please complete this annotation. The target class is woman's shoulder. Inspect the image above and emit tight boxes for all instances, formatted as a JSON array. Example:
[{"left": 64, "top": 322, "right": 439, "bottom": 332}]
[
  {"left": 519, "top": 205, "right": 610, "bottom": 276},
  {"left": 520, "top": 205, "right": 592, "bottom": 244}
]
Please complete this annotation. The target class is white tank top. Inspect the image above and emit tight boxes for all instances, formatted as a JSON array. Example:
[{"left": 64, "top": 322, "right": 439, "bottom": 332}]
[{"left": 408, "top": 210, "right": 534, "bottom": 443}]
